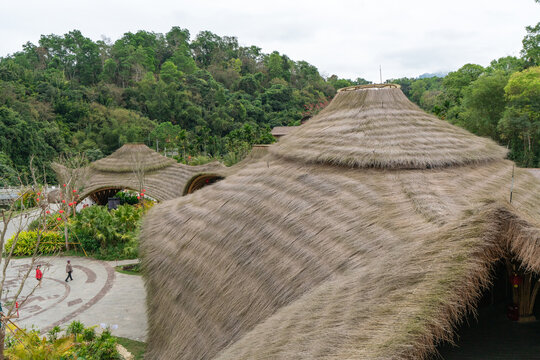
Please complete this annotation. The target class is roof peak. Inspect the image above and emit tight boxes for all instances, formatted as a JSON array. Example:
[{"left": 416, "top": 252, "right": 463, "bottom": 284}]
[
  {"left": 90, "top": 143, "right": 175, "bottom": 173},
  {"left": 270, "top": 87, "right": 507, "bottom": 169},
  {"left": 337, "top": 83, "right": 401, "bottom": 92}
]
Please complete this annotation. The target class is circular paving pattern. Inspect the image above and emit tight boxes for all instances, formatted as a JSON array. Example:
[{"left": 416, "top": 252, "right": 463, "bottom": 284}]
[{"left": 2, "top": 257, "right": 121, "bottom": 333}]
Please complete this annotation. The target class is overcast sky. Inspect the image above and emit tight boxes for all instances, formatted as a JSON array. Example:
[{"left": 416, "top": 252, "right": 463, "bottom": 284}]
[{"left": 1, "top": 0, "right": 539, "bottom": 82}]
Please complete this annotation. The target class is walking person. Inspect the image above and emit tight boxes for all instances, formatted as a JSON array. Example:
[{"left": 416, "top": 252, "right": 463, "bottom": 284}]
[
  {"left": 65, "top": 260, "right": 73, "bottom": 282},
  {"left": 35, "top": 265, "right": 43, "bottom": 287}
]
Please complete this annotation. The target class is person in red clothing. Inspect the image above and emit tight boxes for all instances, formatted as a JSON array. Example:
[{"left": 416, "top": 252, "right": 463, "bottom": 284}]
[{"left": 35, "top": 264, "right": 43, "bottom": 287}]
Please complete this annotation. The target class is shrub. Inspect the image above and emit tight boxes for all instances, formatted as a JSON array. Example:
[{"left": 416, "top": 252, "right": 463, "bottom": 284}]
[
  {"left": 185, "top": 154, "right": 215, "bottom": 165},
  {"left": 66, "top": 320, "right": 85, "bottom": 342},
  {"left": 75, "top": 329, "right": 121, "bottom": 360},
  {"left": 69, "top": 204, "right": 145, "bottom": 249},
  {"left": 115, "top": 190, "right": 139, "bottom": 205},
  {"left": 12, "top": 190, "right": 38, "bottom": 211},
  {"left": 5, "top": 322, "right": 121, "bottom": 359},
  {"left": 47, "top": 326, "right": 62, "bottom": 342},
  {"left": 4, "top": 231, "right": 65, "bottom": 256},
  {"left": 78, "top": 234, "right": 101, "bottom": 253},
  {"left": 4, "top": 328, "right": 74, "bottom": 359},
  {"left": 82, "top": 327, "right": 96, "bottom": 342},
  {"left": 28, "top": 214, "right": 65, "bottom": 232}
]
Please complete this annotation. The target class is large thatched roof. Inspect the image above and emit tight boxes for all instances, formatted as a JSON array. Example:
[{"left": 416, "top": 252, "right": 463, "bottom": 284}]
[
  {"left": 141, "top": 85, "right": 540, "bottom": 359},
  {"left": 272, "top": 85, "right": 507, "bottom": 169}
]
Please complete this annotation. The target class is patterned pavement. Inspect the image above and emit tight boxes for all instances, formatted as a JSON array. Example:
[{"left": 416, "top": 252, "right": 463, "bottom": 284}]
[{"left": 2, "top": 256, "right": 146, "bottom": 341}]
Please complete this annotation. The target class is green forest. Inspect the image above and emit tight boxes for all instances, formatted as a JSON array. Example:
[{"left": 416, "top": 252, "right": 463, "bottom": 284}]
[
  {"left": 391, "top": 21, "right": 539, "bottom": 168},
  {"left": 0, "top": 22, "right": 538, "bottom": 185}
]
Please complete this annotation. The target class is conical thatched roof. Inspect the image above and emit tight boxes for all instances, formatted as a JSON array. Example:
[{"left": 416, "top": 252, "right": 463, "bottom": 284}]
[
  {"left": 141, "top": 85, "right": 540, "bottom": 360},
  {"left": 54, "top": 143, "right": 237, "bottom": 202},
  {"left": 271, "top": 84, "right": 507, "bottom": 169},
  {"left": 90, "top": 143, "right": 175, "bottom": 173}
]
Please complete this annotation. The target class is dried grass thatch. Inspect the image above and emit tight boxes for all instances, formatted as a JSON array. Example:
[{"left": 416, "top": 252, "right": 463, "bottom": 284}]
[
  {"left": 527, "top": 168, "right": 540, "bottom": 181},
  {"left": 54, "top": 144, "right": 230, "bottom": 202},
  {"left": 271, "top": 87, "right": 507, "bottom": 169},
  {"left": 140, "top": 86, "right": 540, "bottom": 360},
  {"left": 54, "top": 144, "right": 267, "bottom": 202},
  {"left": 90, "top": 143, "right": 176, "bottom": 173},
  {"left": 271, "top": 126, "right": 299, "bottom": 140}
]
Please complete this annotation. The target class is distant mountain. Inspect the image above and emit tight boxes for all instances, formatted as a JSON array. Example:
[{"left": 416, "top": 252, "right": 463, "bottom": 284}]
[{"left": 417, "top": 72, "right": 448, "bottom": 79}]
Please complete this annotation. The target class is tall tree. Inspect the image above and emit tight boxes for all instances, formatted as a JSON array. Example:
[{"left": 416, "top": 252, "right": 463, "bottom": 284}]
[
  {"left": 498, "top": 66, "right": 540, "bottom": 166},
  {"left": 521, "top": 22, "right": 540, "bottom": 66}
]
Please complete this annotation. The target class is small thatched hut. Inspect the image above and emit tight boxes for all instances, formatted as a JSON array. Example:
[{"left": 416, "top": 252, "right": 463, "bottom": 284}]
[
  {"left": 271, "top": 126, "right": 299, "bottom": 141},
  {"left": 53, "top": 144, "right": 237, "bottom": 203},
  {"left": 141, "top": 84, "right": 540, "bottom": 359}
]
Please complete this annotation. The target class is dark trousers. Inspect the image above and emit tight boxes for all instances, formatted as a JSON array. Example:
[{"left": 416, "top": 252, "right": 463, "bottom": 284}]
[{"left": 65, "top": 271, "right": 73, "bottom": 281}]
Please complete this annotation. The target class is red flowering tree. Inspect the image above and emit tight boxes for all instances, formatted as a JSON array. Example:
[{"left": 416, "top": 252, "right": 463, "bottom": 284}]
[
  {"left": 55, "top": 154, "right": 88, "bottom": 250},
  {"left": 302, "top": 98, "right": 331, "bottom": 119}
]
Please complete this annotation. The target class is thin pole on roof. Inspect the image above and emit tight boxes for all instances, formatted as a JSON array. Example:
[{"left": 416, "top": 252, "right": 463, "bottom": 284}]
[
  {"left": 379, "top": 65, "right": 382, "bottom": 84},
  {"left": 510, "top": 164, "right": 515, "bottom": 203}
]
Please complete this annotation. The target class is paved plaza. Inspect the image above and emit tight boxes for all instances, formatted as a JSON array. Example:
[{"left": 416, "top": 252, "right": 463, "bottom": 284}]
[{"left": 2, "top": 256, "right": 147, "bottom": 342}]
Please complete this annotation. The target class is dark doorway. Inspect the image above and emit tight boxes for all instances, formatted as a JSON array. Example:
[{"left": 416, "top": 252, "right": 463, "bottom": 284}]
[
  {"left": 184, "top": 175, "right": 223, "bottom": 195},
  {"left": 436, "top": 261, "right": 540, "bottom": 359},
  {"left": 89, "top": 188, "right": 123, "bottom": 205}
]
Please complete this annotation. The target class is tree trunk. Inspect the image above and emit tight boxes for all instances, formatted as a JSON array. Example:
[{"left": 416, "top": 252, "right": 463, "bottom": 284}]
[
  {"left": 0, "top": 327, "right": 6, "bottom": 360},
  {"left": 64, "top": 224, "right": 69, "bottom": 251}
]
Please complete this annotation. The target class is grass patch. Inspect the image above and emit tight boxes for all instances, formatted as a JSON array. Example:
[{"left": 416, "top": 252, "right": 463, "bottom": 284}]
[
  {"left": 115, "top": 263, "right": 142, "bottom": 276},
  {"left": 62, "top": 247, "right": 138, "bottom": 261},
  {"left": 116, "top": 336, "right": 146, "bottom": 359}
]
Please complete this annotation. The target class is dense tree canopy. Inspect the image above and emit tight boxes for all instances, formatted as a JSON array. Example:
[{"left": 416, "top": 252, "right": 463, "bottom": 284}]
[
  {"left": 0, "top": 20, "right": 538, "bottom": 183},
  {"left": 391, "top": 51, "right": 539, "bottom": 167},
  {"left": 0, "top": 27, "right": 370, "bottom": 182}
]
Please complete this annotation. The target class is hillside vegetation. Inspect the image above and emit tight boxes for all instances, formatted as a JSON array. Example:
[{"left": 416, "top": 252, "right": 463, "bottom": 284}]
[
  {"left": 391, "top": 21, "right": 539, "bottom": 167},
  {"left": 0, "top": 22, "right": 538, "bottom": 184},
  {"left": 0, "top": 27, "right": 369, "bottom": 183}
]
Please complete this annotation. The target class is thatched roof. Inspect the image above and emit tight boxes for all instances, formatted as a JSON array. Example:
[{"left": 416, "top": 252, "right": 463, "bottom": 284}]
[
  {"left": 271, "top": 126, "right": 299, "bottom": 139},
  {"left": 54, "top": 144, "right": 233, "bottom": 202},
  {"left": 271, "top": 85, "right": 507, "bottom": 169},
  {"left": 141, "top": 85, "right": 540, "bottom": 359},
  {"left": 527, "top": 168, "right": 540, "bottom": 181},
  {"left": 54, "top": 144, "right": 269, "bottom": 202},
  {"left": 90, "top": 143, "right": 175, "bottom": 173}
]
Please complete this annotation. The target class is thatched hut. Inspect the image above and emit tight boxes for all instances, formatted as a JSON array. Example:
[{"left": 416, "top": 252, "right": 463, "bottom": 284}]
[
  {"left": 141, "top": 84, "right": 540, "bottom": 359},
  {"left": 53, "top": 144, "right": 233, "bottom": 204},
  {"left": 271, "top": 126, "right": 299, "bottom": 141}
]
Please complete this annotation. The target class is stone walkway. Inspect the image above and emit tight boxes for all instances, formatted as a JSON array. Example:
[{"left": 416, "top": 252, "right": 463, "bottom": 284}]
[{"left": 2, "top": 256, "right": 146, "bottom": 342}]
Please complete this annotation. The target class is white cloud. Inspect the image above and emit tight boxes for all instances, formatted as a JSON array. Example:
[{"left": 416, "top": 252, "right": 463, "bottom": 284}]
[{"left": 0, "top": 0, "right": 538, "bottom": 82}]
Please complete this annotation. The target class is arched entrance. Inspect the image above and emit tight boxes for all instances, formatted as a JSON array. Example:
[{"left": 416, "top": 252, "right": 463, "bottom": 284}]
[
  {"left": 437, "top": 259, "right": 540, "bottom": 359},
  {"left": 88, "top": 187, "right": 125, "bottom": 205},
  {"left": 184, "top": 174, "right": 224, "bottom": 195}
]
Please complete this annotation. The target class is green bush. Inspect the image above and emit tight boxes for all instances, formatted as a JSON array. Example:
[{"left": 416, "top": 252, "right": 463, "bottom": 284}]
[
  {"left": 184, "top": 154, "right": 215, "bottom": 165},
  {"left": 66, "top": 320, "right": 85, "bottom": 342},
  {"left": 69, "top": 204, "right": 144, "bottom": 249},
  {"left": 4, "top": 231, "right": 65, "bottom": 256},
  {"left": 5, "top": 321, "right": 121, "bottom": 359},
  {"left": 75, "top": 329, "right": 121, "bottom": 360},
  {"left": 78, "top": 234, "right": 101, "bottom": 253},
  {"left": 115, "top": 190, "right": 139, "bottom": 205},
  {"left": 28, "top": 213, "right": 65, "bottom": 231},
  {"left": 12, "top": 190, "right": 38, "bottom": 211}
]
